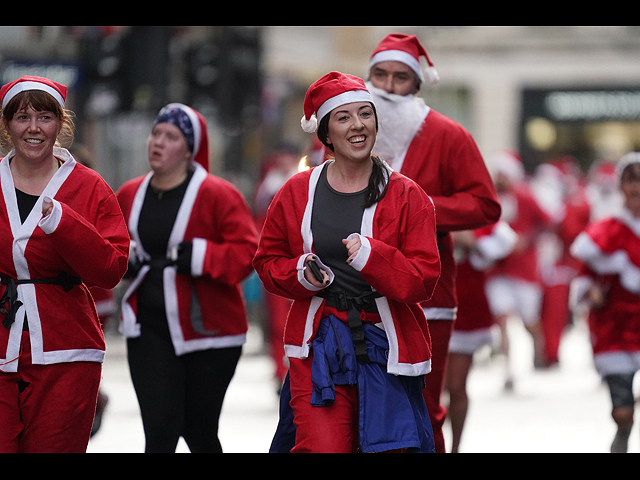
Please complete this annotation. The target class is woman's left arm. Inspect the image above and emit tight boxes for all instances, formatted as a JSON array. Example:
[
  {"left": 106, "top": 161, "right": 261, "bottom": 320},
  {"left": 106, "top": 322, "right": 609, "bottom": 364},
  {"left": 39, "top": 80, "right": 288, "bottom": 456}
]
[
  {"left": 39, "top": 191, "right": 130, "bottom": 289},
  {"left": 348, "top": 185, "right": 441, "bottom": 304},
  {"left": 188, "top": 184, "right": 259, "bottom": 286}
]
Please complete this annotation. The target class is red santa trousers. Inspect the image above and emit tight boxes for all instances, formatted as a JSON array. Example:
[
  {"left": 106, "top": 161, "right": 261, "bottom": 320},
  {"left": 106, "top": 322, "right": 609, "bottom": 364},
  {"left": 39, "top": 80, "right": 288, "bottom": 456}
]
[
  {"left": 422, "top": 319, "right": 455, "bottom": 453},
  {"left": 0, "top": 332, "right": 101, "bottom": 453},
  {"left": 288, "top": 356, "right": 360, "bottom": 453}
]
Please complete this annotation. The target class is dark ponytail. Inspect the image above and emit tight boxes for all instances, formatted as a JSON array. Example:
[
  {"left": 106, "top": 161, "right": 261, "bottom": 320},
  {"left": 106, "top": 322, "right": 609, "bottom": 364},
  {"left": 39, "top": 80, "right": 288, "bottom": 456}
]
[{"left": 364, "top": 154, "right": 390, "bottom": 208}]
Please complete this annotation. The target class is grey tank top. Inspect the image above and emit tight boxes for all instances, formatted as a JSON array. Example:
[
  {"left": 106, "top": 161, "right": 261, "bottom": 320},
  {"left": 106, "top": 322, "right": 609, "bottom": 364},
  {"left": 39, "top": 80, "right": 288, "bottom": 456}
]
[{"left": 311, "top": 166, "right": 372, "bottom": 296}]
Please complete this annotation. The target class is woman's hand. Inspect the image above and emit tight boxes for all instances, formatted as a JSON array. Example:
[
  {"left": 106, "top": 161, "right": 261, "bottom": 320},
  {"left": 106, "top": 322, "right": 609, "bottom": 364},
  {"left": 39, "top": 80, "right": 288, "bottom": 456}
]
[
  {"left": 343, "top": 236, "right": 361, "bottom": 265},
  {"left": 585, "top": 284, "right": 607, "bottom": 309},
  {"left": 304, "top": 255, "right": 329, "bottom": 288},
  {"left": 42, "top": 199, "right": 53, "bottom": 217},
  {"left": 451, "top": 230, "right": 476, "bottom": 248}
]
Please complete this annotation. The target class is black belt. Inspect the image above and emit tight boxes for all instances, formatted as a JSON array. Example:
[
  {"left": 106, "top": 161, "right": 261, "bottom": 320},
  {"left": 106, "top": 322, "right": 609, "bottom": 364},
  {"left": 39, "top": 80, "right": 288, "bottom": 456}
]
[
  {"left": 318, "top": 289, "right": 382, "bottom": 364},
  {"left": 0, "top": 272, "right": 82, "bottom": 329}
]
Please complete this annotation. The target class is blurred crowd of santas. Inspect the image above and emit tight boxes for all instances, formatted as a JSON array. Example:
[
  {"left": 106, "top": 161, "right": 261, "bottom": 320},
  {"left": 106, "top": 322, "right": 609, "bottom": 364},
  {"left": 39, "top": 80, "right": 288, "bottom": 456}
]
[{"left": 250, "top": 138, "right": 623, "bottom": 387}]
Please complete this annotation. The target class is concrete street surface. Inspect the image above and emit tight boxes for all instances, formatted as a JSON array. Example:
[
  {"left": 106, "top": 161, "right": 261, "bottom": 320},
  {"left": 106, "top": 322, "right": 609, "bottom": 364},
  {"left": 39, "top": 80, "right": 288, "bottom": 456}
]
[{"left": 87, "top": 317, "right": 637, "bottom": 453}]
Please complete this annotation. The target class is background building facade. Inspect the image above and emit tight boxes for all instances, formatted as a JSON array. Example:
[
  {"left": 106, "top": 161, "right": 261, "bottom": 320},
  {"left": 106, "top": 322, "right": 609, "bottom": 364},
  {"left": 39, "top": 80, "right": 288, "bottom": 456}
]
[{"left": 1, "top": 26, "right": 640, "bottom": 191}]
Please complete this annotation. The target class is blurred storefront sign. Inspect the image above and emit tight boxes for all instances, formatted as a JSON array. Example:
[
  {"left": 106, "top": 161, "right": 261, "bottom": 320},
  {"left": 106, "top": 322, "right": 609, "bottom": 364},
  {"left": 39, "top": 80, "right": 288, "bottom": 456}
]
[
  {"left": 520, "top": 87, "right": 640, "bottom": 171},
  {"left": 544, "top": 90, "right": 640, "bottom": 122},
  {"left": 0, "top": 60, "right": 81, "bottom": 90}
]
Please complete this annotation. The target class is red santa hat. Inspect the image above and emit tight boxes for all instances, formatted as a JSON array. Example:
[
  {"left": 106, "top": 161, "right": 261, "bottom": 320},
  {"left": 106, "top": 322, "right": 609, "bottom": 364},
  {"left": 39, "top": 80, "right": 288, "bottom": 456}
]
[
  {"left": 301, "top": 71, "right": 373, "bottom": 133},
  {"left": 493, "top": 150, "right": 525, "bottom": 182},
  {"left": 370, "top": 33, "right": 439, "bottom": 85},
  {"left": 155, "top": 103, "right": 210, "bottom": 171},
  {"left": 588, "top": 159, "right": 617, "bottom": 183},
  {"left": 0, "top": 75, "right": 67, "bottom": 110}
]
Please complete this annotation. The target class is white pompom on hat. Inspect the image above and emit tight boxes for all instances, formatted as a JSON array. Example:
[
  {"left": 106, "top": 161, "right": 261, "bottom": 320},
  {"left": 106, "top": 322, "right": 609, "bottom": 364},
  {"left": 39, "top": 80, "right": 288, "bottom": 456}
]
[
  {"left": 0, "top": 75, "right": 67, "bottom": 110},
  {"left": 301, "top": 71, "right": 373, "bottom": 133},
  {"left": 370, "top": 33, "right": 439, "bottom": 85}
]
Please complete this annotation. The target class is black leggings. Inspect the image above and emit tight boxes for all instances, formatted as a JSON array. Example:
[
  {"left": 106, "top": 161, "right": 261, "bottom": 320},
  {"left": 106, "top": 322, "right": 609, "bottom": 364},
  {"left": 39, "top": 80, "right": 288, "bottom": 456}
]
[
  {"left": 604, "top": 373, "right": 636, "bottom": 410},
  {"left": 127, "top": 321, "right": 242, "bottom": 453}
]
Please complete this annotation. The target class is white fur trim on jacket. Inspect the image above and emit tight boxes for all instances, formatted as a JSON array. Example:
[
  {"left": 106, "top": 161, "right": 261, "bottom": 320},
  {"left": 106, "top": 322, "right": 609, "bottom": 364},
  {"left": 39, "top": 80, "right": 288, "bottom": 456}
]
[{"left": 570, "top": 231, "right": 640, "bottom": 294}]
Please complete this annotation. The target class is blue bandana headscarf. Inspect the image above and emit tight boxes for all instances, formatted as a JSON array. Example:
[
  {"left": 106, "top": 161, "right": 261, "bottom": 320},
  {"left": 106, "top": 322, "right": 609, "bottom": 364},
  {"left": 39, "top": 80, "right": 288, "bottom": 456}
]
[{"left": 154, "top": 105, "right": 195, "bottom": 153}]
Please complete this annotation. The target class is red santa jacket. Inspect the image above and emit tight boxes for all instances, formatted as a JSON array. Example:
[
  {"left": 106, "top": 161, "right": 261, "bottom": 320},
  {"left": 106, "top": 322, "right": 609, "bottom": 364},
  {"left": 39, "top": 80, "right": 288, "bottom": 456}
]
[
  {"left": 397, "top": 110, "right": 501, "bottom": 320},
  {"left": 253, "top": 161, "right": 441, "bottom": 376},
  {"left": 492, "top": 183, "right": 553, "bottom": 284},
  {"left": 454, "top": 221, "right": 517, "bottom": 332},
  {"left": 0, "top": 148, "right": 129, "bottom": 372},
  {"left": 570, "top": 210, "right": 640, "bottom": 357},
  {"left": 117, "top": 164, "right": 258, "bottom": 355}
]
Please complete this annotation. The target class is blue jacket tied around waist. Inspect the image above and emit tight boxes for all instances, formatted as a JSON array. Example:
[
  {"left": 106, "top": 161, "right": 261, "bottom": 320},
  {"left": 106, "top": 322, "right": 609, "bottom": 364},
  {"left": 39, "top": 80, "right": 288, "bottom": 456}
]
[{"left": 270, "top": 315, "right": 435, "bottom": 453}]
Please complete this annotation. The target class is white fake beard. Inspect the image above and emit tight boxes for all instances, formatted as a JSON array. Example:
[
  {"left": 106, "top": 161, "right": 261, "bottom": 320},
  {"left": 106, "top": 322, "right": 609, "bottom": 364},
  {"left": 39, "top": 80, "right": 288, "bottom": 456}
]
[{"left": 366, "top": 82, "right": 429, "bottom": 168}]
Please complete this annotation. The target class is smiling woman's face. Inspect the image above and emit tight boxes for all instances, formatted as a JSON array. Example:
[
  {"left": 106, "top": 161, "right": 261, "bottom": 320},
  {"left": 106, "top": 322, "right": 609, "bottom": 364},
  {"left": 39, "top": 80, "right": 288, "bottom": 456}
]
[
  {"left": 325, "top": 101, "right": 377, "bottom": 164},
  {"left": 5, "top": 104, "right": 61, "bottom": 164}
]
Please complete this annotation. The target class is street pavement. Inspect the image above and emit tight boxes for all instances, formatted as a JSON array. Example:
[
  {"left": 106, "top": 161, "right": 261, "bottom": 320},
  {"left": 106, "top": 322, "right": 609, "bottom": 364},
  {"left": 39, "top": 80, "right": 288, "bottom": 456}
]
[
  {"left": 86, "top": 326, "right": 280, "bottom": 453},
  {"left": 86, "top": 317, "right": 638, "bottom": 453}
]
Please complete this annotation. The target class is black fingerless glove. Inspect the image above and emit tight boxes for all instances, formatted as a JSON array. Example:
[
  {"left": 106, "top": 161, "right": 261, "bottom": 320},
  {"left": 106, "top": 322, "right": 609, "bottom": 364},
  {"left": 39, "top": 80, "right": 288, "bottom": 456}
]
[
  {"left": 124, "top": 255, "right": 144, "bottom": 280},
  {"left": 174, "top": 241, "right": 193, "bottom": 275}
]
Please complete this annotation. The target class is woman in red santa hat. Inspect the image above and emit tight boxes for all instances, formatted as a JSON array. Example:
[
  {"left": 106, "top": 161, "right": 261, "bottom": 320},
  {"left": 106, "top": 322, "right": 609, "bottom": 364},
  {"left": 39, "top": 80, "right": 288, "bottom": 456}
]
[
  {"left": 116, "top": 103, "right": 258, "bottom": 452},
  {"left": 254, "top": 71, "right": 441, "bottom": 453},
  {"left": 570, "top": 151, "right": 640, "bottom": 453},
  {"left": 0, "top": 76, "right": 129, "bottom": 452}
]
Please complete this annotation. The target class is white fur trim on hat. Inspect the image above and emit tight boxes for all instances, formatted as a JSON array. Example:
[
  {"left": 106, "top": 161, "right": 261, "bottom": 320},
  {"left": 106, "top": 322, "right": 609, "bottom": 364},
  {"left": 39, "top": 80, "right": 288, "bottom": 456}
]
[
  {"left": 617, "top": 152, "right": 640, "bottom": 179},
  {"left": 316, "top": 90, "right": 373, "bottom": 123},
  {"left": 370, "top": 50, "right": 424, "bottom": 82},
  {"left": 370, "top": 49, "right": 439, "bottom": 85},
  {"left": 2, "top": 81, "right": 65, "bottom": 110},
  {"left": 301, "top": 90, "right": 373, "bottom": 133}
]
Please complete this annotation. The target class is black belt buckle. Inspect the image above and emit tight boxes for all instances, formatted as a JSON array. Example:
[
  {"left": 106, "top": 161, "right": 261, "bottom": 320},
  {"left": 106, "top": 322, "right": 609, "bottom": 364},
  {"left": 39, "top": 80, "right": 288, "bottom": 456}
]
[{"left": 334, "top": 291, "right": 349, "bottom": 311}]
